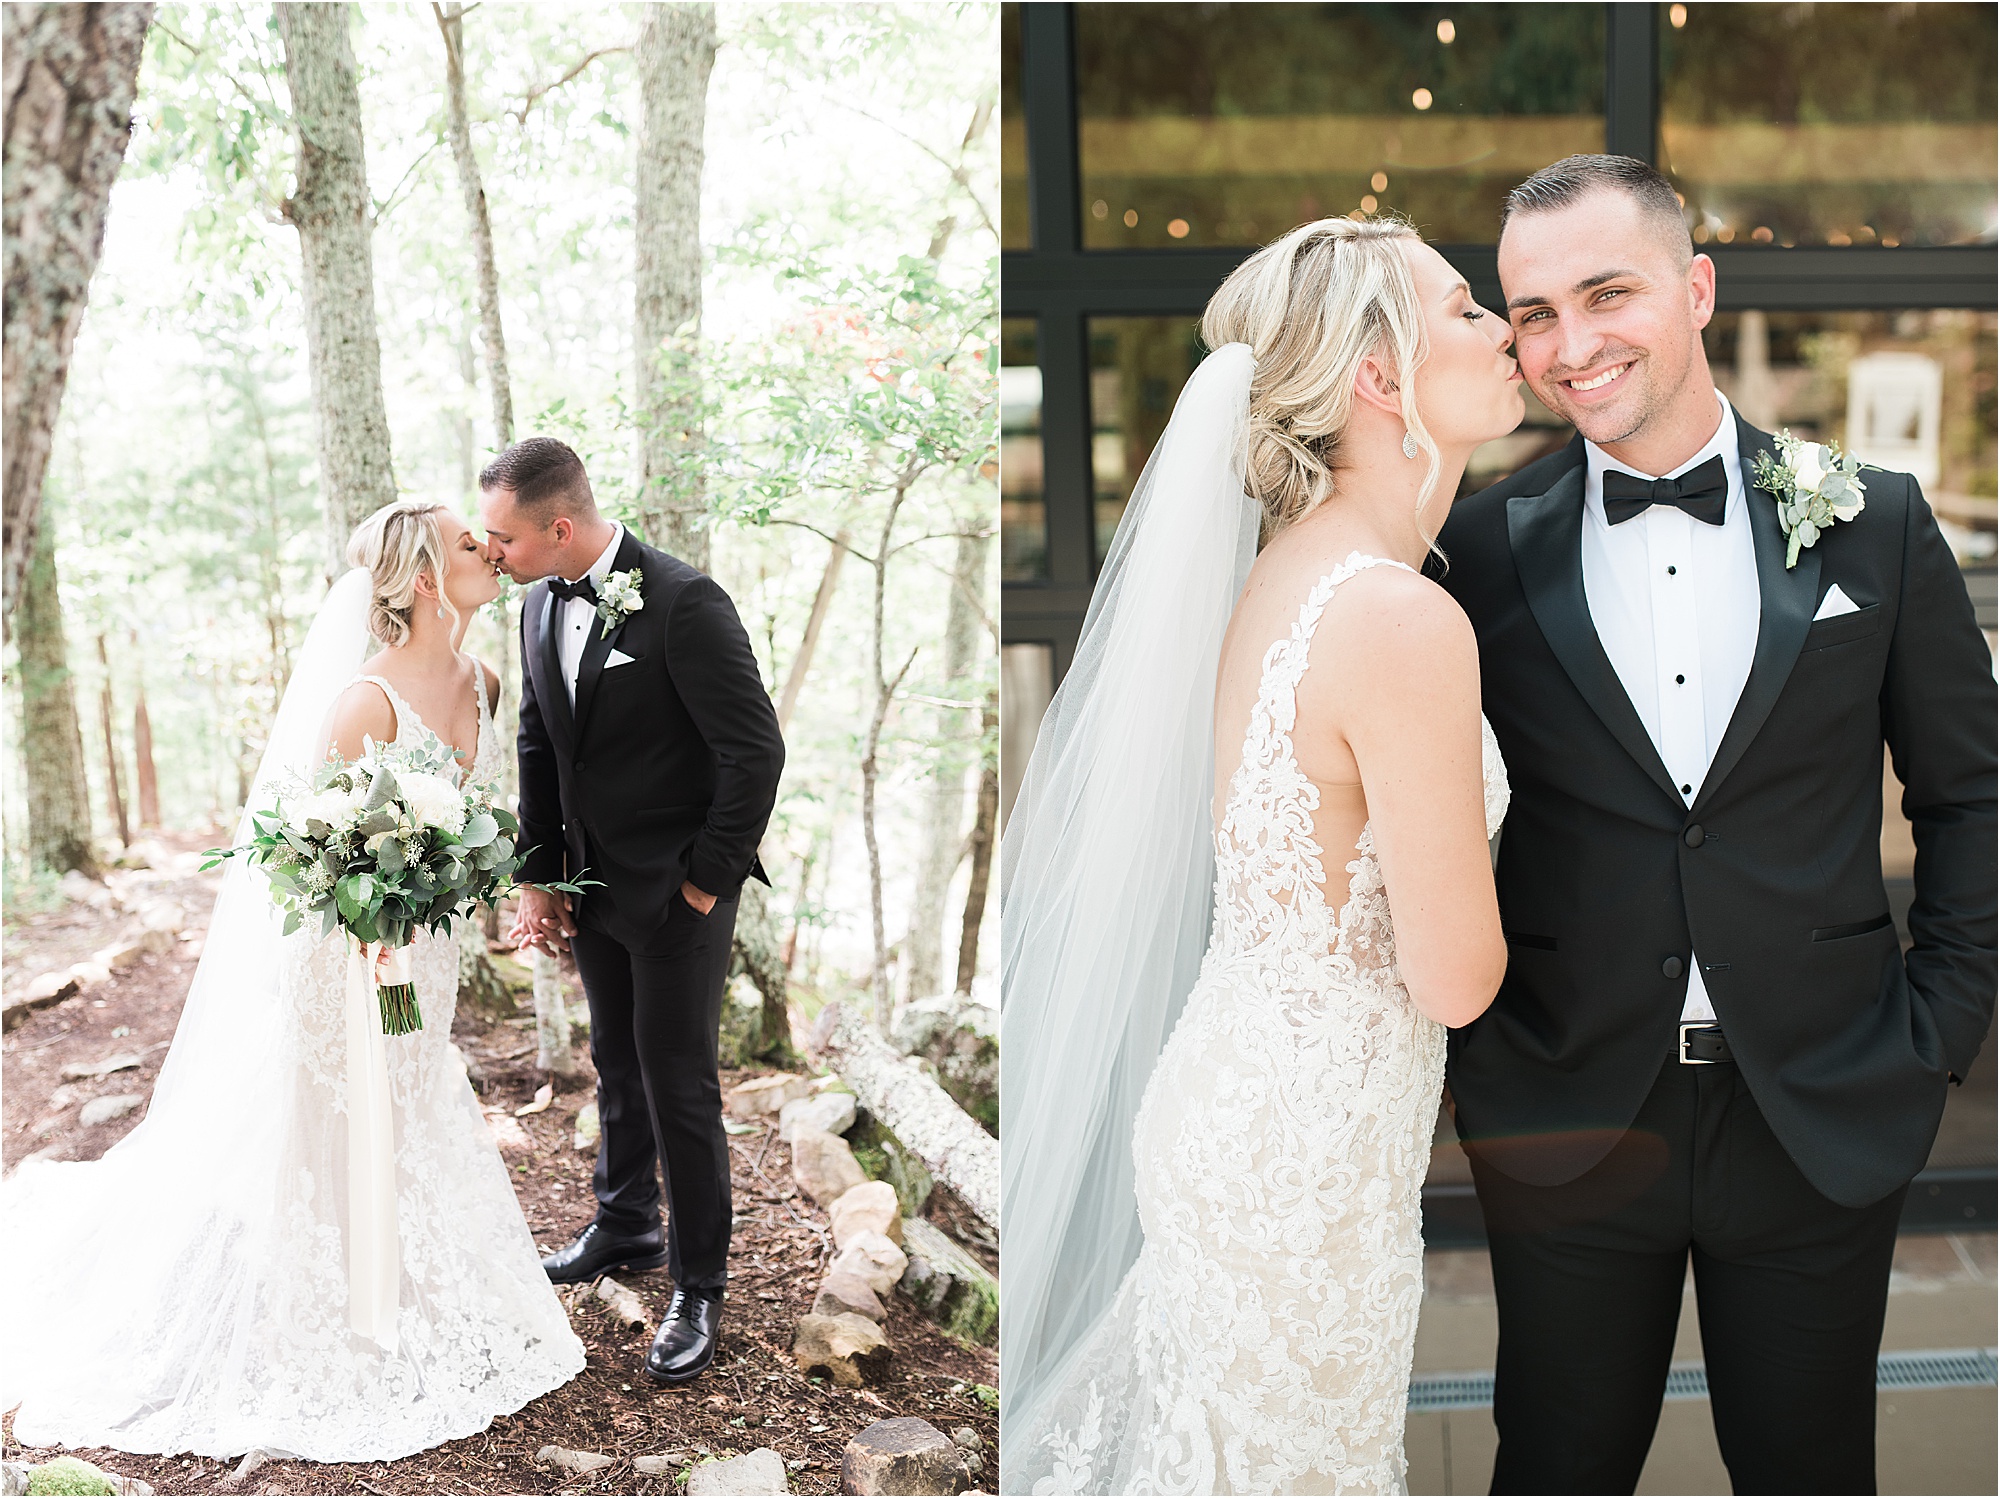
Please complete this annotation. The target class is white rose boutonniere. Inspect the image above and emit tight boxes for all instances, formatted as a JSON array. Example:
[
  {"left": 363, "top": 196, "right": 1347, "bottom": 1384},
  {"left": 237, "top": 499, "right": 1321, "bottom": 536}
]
[
  {"left": 595, "top": 569, "right": 644, "bottom": 638},
  {"left": 1750, "top": 431, "right": 1867, "bottom": 569}
]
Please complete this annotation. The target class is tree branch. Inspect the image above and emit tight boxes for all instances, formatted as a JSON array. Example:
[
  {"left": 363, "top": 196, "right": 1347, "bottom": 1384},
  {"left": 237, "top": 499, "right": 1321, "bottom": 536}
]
[
  {"left": 370, "top": 135, "right": 445, "bottom": 227},
  {"left": 511, "top": 45, "right": 632, "bottom": 126}
]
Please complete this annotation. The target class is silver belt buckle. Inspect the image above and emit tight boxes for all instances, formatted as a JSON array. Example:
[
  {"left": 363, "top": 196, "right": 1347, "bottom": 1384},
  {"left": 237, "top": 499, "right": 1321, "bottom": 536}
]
[{"left": 1679, "top": 1021, "right": 1719, "bottom": 1065}]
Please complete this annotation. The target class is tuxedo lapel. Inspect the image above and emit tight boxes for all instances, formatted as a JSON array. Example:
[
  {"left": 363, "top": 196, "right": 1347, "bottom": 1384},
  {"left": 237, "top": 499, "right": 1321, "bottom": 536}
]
[
  {"left": 535, "top": 585, "right": 577, "bottom": 752},
  {"left": 570, "top": 530, "right": 645, "bottom": 741},
  {"left": 1507, "top": 462, "right": 1683, "bottom": 804},
  {"left": 1691, "top": 416, "right": 1820, "bottom": 812}
]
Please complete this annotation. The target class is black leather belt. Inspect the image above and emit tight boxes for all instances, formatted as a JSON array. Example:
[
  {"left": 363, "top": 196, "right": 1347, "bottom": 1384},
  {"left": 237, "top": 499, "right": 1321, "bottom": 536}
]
[{"left": 1678, "top": 1022, "right": 1734, "bottom": 1065}]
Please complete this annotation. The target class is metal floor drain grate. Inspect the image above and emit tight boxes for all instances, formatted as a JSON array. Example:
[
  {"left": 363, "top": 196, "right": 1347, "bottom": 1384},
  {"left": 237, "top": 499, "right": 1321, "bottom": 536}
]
[{"left": 1407, "top": 1347, "right": 1996, "bottom": 1414}]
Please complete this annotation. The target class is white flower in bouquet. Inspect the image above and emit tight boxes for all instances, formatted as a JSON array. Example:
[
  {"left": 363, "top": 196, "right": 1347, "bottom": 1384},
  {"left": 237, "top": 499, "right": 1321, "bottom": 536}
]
[{"left": 397, "top": 770, "right": 468, "bottom": 835}]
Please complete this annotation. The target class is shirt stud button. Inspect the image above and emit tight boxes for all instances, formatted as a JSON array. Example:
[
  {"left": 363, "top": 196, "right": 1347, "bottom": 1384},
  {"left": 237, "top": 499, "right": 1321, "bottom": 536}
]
[
  {"left": 1675, "top": 674, "right": 1686, "bottom": 684},
  {"left": 1667, "top": 565, "right": 1678, "bottom": 576},
  {"left": 1681, "top": 783, "right": 1693, "bottom": 795}
]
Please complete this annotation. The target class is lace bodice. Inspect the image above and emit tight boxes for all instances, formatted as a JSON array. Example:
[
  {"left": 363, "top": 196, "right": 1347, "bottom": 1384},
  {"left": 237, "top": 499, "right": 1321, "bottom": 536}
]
[
  {"left": 1212, "top": 552, "right": 1511, "bottom": 971},
  {"left": 353, "top": 666, "right": 501, "bottom": 785},
  {"left": 1020, "top": 552, "right": 1510, "bottom": 1496}
]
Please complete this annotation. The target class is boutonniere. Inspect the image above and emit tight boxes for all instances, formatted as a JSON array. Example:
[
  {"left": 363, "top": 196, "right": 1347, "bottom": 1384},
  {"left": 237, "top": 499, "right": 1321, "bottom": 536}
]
[
  {"left": 1750, "top": 431, "right": 1867, "bottom": 569},
  {"left": 595, "top": 569, "right": 644, "bottom": 638}
]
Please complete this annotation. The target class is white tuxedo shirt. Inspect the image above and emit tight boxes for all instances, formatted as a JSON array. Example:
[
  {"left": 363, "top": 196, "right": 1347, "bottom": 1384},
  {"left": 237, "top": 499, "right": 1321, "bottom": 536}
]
[
  {"left": 554, "top": 522, "right": 625, "bottom": 708},
  {"left": 1580, "top": 390, "right": 1760, "bottom": 1023}
]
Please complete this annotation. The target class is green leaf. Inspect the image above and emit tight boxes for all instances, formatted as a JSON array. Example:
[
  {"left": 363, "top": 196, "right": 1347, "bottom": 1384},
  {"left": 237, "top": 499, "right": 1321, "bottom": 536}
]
[{"left": 459, "top": 812, "right": 498, "bottom": 849}]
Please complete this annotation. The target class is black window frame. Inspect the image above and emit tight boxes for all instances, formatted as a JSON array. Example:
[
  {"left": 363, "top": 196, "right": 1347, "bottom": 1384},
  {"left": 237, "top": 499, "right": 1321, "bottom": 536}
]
[{"left": 1002, "top": 1, "right": 1998, "bottom": 678}]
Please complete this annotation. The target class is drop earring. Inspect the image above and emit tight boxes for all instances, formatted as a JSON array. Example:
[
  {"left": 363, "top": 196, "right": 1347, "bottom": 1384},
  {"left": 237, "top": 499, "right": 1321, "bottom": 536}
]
[
  {"left": 437, "top": 605, "right": 447, "bottom": 620},
  {"left": 1402, "top": 431, "right": 1419, "bottom": 459}
]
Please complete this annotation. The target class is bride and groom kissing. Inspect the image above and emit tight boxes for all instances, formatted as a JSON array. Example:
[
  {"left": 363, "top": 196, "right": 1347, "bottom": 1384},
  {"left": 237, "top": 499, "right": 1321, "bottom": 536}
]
[
  {"left": 2, "top": 438, "right": 785, "bottom": 1460},
  {"left": 1003, "top": 153, "right": 1995, "bottom": 1495}
]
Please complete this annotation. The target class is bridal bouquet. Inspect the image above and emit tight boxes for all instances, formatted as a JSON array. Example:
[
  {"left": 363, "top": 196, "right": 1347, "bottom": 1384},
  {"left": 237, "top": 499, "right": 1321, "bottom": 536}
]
[{"left": 206, "top": 738, "right": 579, "bottom": 1035}]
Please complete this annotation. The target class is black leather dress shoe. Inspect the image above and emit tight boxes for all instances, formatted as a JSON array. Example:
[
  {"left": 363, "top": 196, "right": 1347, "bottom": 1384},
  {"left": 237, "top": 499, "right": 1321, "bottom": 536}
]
[
  {"left": 643, "top": 1287, "right": 723, "bottom": 1384},
  {"left": 540, "top": 1222, "right": 668, "bottom": 1284}
]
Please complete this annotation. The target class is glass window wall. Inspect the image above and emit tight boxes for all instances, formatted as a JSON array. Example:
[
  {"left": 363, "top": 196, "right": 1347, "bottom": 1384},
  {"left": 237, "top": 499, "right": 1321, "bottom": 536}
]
[
  {"left": 1660, "top": 3, "right": 1999, "bottom": 249},
  {"left": 1075, "top": 3, "right": 1605, "bottom": 249},
  {"left": 1001, "top": 318, "right": 1048, "bottom": 581},
  {"left": 1001, "top": 3, "right": 1029, "bottom": 249}
]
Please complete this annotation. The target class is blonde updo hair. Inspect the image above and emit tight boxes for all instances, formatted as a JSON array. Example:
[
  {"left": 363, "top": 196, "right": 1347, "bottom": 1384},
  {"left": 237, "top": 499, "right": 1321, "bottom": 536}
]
[
  {"left": 1201, "top": 216, "right": 1440, "bottom": 538},
  {"left": 346, "top": 500, "right": 460, "bottom": 647}
]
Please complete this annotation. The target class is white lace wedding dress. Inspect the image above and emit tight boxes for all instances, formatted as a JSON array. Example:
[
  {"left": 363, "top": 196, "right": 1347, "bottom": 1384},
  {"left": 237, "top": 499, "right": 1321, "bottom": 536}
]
[
  {"left": 1020, "top": 554, "right": 1510, "bottom": 1495},
  {"left": 1, "top": 671, "right": 585, "bottom": 1462}
]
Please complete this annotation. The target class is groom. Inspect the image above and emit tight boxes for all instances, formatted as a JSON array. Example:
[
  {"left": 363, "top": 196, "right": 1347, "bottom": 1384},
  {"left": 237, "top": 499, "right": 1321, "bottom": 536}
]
[
  {"left": 479, "top": 437, "right": 785, "bottom": 1385},
  {"left": 1438, "top": 156, "right": 1995, "bottom": 1493}
]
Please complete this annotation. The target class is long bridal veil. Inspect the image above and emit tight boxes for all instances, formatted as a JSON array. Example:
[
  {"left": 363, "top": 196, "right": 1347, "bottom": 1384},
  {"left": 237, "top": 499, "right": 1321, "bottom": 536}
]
[
  {"left": 1000, "top": 343, "right": 1262, "bottom": 1484},
  {"left": 0, "top": 569, "right": 373, "bottom": 1427}
]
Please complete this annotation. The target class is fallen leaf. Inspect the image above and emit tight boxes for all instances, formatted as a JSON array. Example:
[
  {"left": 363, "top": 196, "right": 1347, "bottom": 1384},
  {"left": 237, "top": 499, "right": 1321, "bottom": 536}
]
[{"left": 515, "top": 1082, "right": 554, "bottom": 1117}]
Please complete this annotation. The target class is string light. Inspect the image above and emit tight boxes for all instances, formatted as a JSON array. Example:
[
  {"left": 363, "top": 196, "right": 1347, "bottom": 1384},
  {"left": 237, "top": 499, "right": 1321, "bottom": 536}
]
[
  {"left": 1412, "top": 88, "right": 1433, "bottom": 110},
  {"left": 1360, "top": 195, "right": 1378, "bottom": 214},
  {"left": 1437, "top": 18, "right": 1456, "bottom": 43},
  {"left": 1670, "top": 4, "right": 1687, "bottom": 27},
  {"left": 1167, "top": 218, "right": 1190, "bottom": 239},
  {"left": 1123, "top": 208, "right": 1139, "bottom": 228},
  {"left": 1372, "top": 171, "right": 1389, "bottom": 192}
]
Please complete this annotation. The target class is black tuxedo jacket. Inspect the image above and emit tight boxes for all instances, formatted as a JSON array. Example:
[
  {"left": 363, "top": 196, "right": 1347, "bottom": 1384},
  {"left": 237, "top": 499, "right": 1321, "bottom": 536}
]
[
  {"left": 516, "top": 530, "right": 785, "bottom": 946},
  {"left": 1436, "top": 415, "right": 1995, "bottom": 1209}
]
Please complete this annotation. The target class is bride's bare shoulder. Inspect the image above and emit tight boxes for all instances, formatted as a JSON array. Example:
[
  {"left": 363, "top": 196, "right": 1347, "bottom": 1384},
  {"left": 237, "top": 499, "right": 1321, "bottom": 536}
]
[
  {"left": 324, "top": 675, "right": 398, "bottom": 762},
  {"left": 1317, "top": 563, "right": 1478, "bottom": 707}
]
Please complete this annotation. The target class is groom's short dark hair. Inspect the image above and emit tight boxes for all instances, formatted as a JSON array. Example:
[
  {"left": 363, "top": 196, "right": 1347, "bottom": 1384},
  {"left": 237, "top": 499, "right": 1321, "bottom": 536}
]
[
  {"left": 479, "top": 437, "right": 596, "bottom": 518},
  {"left": 1501, "top": 154, "right": 1692, "bottom": 266}
]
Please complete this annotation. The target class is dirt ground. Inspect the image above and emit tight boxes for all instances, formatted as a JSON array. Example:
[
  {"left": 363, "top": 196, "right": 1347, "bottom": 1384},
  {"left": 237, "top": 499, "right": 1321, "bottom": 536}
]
[{"left": 2, "top": 834, "right": 998, "bottom": 1495}]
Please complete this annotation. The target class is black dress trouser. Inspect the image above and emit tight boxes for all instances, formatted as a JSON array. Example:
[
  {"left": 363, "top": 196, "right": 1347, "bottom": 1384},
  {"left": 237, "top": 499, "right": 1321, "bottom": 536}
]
[
  {"left": 1468, "top": 1056, "right": 1911, "bottom": 1497},
  {"left": 570, "top": 888, "right": 739, "bottom": 1291}
]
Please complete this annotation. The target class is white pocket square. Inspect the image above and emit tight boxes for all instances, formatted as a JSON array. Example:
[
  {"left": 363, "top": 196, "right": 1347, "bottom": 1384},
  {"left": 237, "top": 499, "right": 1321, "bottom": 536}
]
[
  {"left": 1813, "top": 584, "right": 1860, "bottom": 621},
  {"left": 605, "top": 648, "right": 638, "bottom": 668}
]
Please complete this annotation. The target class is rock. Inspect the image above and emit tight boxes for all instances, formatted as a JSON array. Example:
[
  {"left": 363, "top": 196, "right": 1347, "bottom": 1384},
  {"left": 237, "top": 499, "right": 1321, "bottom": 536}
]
[
  {"left": 572, "top": 1099, "right": 600, "bottom": 1152},
  {"left": 109, "top": 1480, "right": 152, "bottom": 1498},
  {"left": 2, "top": 1462, "right": 27, "bottom": 1497},
  {"left": 792, "top": 1312, "right": 891, "bottom": 1387},
  {"left": 92, "top": 938, "right": 156, "bottom": 972},
  {"left": 485, "top": 1110, "right": 532, "bottom": 1154},
  {"left": 778, "top": 1090, "right": 856, "bottom": 1145},
  {"left": 812, "top": 1267, "right": 886, "bottom": 1322},
  {"left": 221, "top": 1449, "right": 277, "bottom": 1489},
  {"left": 715, "top": 975, "right": 767, "bottom": 1071},
  {"left": 839, "top": 1417, "right": 971, "bottom": 1496},
  {"left": 631, "top": 1454, "right": 684, "bottom": 1476},
  {"left": 791, "top": 1126, "right": 868, "bottom": 1206},
  {"left": 828, "top": 1180, "right": 903, "bottom": 1248},
  {"left": 595, "top": 1276, "right": 649, "bottom": 1329},
  {"left": 726, "top": 1072, "right": 812, "bottom": 1120},
  {"left": 133, "top": 898, "right": 186, "bottom": 935},
  {"left": 65, "top": 961, "right": 113, "bottom": 991},
  {"left": 3, "top": 971, "right": 80, "bottom": 1031},
  {"left": 898, "top": 1218, "right": 998, "bottom": 1343},
  {"left": 686, "top": 1447, "right": 789, "bottom": 1495},
  {"left": 828, "top": 1230, "right": 908, "bottom": 1298},
  {"left": 60, "top": 1054, "right": 144, "bottom": 1081},
  {"left": 23, "top": 1457, "right": 116, "bottom": 1496},
  {"left": 78, "top": 1094, "right": 144, "bottom": 1128},
  {"left": 950, "top": 1428, "right": 980, "bottom": 1452},
  {"left": 534, "top": 1446, "right": 613, "bottom": 1476}
]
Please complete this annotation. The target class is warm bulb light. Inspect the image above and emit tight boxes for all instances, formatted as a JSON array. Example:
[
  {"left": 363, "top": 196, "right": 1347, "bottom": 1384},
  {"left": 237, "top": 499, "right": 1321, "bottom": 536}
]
[
  {"left": 1670, "top": 4, "right": 1687, "bottom": 27},
  {"left": 1412, "top": 87, "right": 1433, "bottom": 110},
  {"left": 1123, "top": 208, "right": 1138, "bottom": 228},
  {"left": 1437, "top": 18, "right": 1456, "bottom": 43},
  {"left": 1371, "top": 171, "right": 1389, "bottom": 192},
  {"left": 1360, "top": 195, "right": 1378, "bottom": 214},
  {"left": 1091, "top": 199, "right": 1108, "bottom": 220},
  {"left": 1167, "top": 218, "right": 1190, "bottom": 239}
]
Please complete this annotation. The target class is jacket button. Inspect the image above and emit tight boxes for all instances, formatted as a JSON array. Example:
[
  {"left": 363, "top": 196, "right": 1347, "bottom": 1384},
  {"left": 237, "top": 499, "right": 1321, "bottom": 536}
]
[
  {"left": 1684, "top": 824, "right": 1705, "bottom": 848},
  {"left": 1662, "top": 955, "right": 1685, "bottom": 980},
  {"left": 574, "top": 762, "right": 586, "bottom": 773}
]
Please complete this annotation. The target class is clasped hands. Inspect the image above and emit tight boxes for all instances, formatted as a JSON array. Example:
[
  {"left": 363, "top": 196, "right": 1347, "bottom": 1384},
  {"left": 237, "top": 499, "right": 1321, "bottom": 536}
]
[{"left": 509, "top": 880, "right": 715, "bottom": 957}]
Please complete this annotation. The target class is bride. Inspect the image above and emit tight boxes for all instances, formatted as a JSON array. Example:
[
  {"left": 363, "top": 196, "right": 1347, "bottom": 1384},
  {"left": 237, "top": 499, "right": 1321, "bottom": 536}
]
[
  {"left": 1, "top": 500, "right": 585, "bottom": 1461},
  {"left": 1002, "top": 218, "right": 1523, "bottom": 1494}
]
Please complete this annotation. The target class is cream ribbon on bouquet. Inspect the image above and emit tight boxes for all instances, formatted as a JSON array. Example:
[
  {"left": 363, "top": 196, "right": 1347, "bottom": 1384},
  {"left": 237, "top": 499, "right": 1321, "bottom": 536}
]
[{"left": 343, "top": 937, "right": 405, "bottom": 1354}]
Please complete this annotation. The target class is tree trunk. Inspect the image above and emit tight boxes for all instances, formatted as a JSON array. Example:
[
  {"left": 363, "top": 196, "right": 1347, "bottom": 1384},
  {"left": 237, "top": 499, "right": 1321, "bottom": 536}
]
[
  {"left": 532, "top": 949, "right": 577, "bottom": 1076},
  {"left": 1, "top": 2, "right": 151, "bottom": 622},
  {"left": 903, "top": 530, "right": 987, "bottom": 1002},
  {"left": 860, "top": 481, "right": 915, "bottom": 1033},
  {"left": 956, "top": 688, "right": 998, "bottom": 994},
  {"left": 775, "top": 530, "right": 849, "bottom": 732},
  {"left": 95, "top": 633, "right": 127, "bottom": 848},
  {"left": 732, "top": 881, "right": 795, "bottom": 1065},
  {"left": 15, "top": 519, "right": 95, "bottom": 872},
  {"left": 631, "top": 3, "right": 714, "bottom": 566},
  {"left": 433, "top": 2, "right": 511, "bottom": 449},
  {"left": 132, "top": 668, "right": 159, "bottom": 827},
  {"left": 275, "top": 1, "right": 397, "bottom": 578}
]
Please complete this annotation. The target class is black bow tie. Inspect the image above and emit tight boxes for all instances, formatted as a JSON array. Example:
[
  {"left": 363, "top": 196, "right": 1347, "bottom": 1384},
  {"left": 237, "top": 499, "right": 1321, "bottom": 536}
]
[
  {"left": 1603, "top": 454, "right": 1728, "bottom": 526},
  {"left": 548, "top": 575, "right": 598, "bottom": 603}
]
